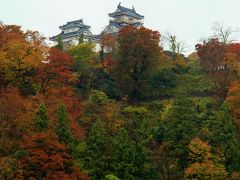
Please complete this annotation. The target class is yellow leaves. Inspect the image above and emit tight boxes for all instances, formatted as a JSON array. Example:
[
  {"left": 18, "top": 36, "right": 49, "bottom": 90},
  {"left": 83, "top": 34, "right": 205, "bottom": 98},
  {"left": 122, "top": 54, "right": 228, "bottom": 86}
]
[
  {"left": 188, "top": 137, "right": 211, "bottom": 162},
  {"left": 0, "top": 157, "right": 21, "bottom": 179},
  {"left": 184, "top": 138, "right": 228, "bottom": 180},
  {"left": 160, "top": 100, "right": 173, "bottom": 120},
  {"left": 184, "top": 161, "right": 227, "bottom": 180},
  {"left": 0, "top": 25, "right": 46, "bottom": 84},
  {"left": 176, "top": 54, "right": 186, "bottom": 67}
]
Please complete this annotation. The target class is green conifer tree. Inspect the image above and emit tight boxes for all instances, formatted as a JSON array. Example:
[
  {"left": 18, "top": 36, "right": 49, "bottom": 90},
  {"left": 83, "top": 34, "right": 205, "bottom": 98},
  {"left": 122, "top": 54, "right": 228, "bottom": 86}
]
[
  {"left": 55, "top": 36, "right": 63, "bottom": 50},
  {"left": 111, "top": 128, "right": 146, "bottom": 179},
  {"left": 78, "top": 34, "right": 84, "bottom": 44},
  {"left": 34, "top": 103, "right": 49, "bottom": 132},
  {"left": 55, "top": 104, "right": 73, "bottom": 144},
  {"left": 84, "top": 120, "right": 109, "bottom": 178}
]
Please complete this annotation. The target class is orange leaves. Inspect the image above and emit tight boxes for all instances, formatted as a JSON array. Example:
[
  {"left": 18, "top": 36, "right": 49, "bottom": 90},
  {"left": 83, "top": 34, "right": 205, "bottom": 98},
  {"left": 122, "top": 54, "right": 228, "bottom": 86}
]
[
  {"left": 100, "top": 34, "right": 117, "bottom": 53},
  {"left": 18, "top": 133, "right": 88, "bottom": 179},
  {"left": 188, "top": 137, "right": 211, "bottom": 163},
  {"left": 118, "top": 26, "right": 162, "bottom": 56},
  {"left": 184, "top": 138, "right": 227, "bottom": 179},
  {"left": 0, "top": 24, "right": 46, "bottom": 90},
  {"left": 184, "top": 161, "right": 227, "bottom": 180},
  {"left": 36, "top": 47, "right": 76, "bottom": 95}
]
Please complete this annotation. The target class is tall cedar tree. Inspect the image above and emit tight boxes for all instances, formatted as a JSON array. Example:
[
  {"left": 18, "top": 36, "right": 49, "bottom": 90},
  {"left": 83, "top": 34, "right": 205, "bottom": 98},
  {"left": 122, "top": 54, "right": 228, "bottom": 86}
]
[
  {"left": 55, "top": 104, "right": 73, "bottom": 144},
  {"left": 84, "top": 120, "right": 109, "bottom": 178},
  {"left": 55, "top": 36, "right": 63, "bottom": 50},
  {"left": 157, "top": 97, "right": 200, "bottom": 169},
  {"left": 115, "top": 26, "right": 162, "bottom": 102},
  {"left": 111, "top": 128, "right": 146, "bottom": 179},
  {"left": 34, "top": 103, "right": 49, "bottom": 132}
]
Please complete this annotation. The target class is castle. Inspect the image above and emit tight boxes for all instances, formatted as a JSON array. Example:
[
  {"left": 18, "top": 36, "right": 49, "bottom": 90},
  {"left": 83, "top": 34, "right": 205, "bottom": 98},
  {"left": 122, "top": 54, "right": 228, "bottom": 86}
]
[{"left": 50, "top": 3, "right": 144, "bottom": 50}]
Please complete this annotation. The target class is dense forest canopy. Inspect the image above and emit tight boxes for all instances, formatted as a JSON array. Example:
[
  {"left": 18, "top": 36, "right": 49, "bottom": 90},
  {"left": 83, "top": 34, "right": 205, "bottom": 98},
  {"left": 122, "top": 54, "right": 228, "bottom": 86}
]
[{"left": 1, "top": 23, "right": 240, "bottom": 180}]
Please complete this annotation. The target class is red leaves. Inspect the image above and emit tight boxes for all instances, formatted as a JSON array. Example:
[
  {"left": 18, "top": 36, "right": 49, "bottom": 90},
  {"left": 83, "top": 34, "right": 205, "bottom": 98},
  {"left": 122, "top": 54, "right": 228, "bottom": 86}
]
[
  {"left": 36, "top": 47, "right": 76, "bottom": 95},
  {"left": 196, "top": 39, "right": 237, "bottom": 101},
  {"left": 18, "top": 133, "right": 89, "bottom": 179},
  {"left": 118, "top": 26, "right": 162, "bottom": 55}
]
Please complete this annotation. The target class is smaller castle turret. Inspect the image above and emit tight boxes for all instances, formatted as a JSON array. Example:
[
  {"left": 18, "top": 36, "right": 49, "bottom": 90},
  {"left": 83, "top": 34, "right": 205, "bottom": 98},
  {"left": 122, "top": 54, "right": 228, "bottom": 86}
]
[{"left": 50, "top": 19, "right": 94, "bottom": 50}]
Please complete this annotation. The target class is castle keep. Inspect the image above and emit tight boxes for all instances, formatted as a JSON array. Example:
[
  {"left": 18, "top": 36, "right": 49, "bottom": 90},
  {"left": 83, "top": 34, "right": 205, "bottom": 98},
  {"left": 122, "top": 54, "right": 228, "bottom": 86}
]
[{"left": 50, "top": 3, "right": 144, "bottom": 49}]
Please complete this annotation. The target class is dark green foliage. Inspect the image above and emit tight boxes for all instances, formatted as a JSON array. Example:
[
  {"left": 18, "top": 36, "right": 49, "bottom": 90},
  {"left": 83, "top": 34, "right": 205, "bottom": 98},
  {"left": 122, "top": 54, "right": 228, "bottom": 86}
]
[
  {"left": 19, "top": 79, "right": 36, "bottom": 97},
  {"left": 83, "top": 120, "right": 109, "bottom": 178},
  {"left": 78, "top": 34, "right": 84, "bottom": 44},
  {"left": 110, "top": 128, "right": 146, "bottom": 179},
  {"left": 55, "top": 36, "right": 63, "bottom": 50},
  {"left": 77, "top": 68, "right": 119, "bottom": 98},
  {"left": 34, "top": 103, "right": 49, "bottom": 132},
  {"left": 99, "top": 48, "right": 104, "bottom": 61},
  {"left": 12, "top": 150, "right": 28, "bottom": 159},
  {"left": 174, "top": 63, "right": 213, "bottom": 97},
  {"left": 148, "top": 68, "right": 177, "bottom": 98},
  {"left": 157, "top": 97, "right": 201, "bottom": 168},
  {"left": 200, "top": 104, "right": 240, "bottom": 172},
  {"left": 55, "top": 104, "right": 73, "bottom": 144},
  {"left": 123, "top": 106, "right": 150, "bottom": 143}
]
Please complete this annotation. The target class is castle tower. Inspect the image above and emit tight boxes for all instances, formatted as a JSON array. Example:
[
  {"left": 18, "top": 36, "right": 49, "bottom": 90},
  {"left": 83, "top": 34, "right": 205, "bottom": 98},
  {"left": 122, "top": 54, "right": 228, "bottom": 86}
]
[
  {"left": 102, "top": 3, "right": 144, "bottom": 35},
  {"left": 50, "top": 19, "right": 94, "bottom": 50}
]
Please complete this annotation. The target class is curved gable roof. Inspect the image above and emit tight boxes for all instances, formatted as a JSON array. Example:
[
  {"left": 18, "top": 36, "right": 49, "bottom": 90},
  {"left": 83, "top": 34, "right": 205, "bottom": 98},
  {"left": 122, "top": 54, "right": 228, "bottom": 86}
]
[{"left": 109, "top": 3, "right": 144, "bottom": 19}]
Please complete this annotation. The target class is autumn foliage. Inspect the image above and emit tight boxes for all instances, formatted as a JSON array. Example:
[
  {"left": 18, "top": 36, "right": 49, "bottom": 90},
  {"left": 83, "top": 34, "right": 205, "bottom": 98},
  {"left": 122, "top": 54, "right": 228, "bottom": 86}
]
[
  {"left": 17, "top": 133, "right": 89, "bottom": 180},
  {"left": 1, "top": 21, "right": 240, "bottom": 179}
]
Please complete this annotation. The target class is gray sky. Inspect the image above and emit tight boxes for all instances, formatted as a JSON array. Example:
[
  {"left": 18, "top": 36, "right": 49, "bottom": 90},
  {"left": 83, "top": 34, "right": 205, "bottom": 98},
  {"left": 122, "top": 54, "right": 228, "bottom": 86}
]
[{"left": 1, "top": 0, "right": 240, "bottom": 54}]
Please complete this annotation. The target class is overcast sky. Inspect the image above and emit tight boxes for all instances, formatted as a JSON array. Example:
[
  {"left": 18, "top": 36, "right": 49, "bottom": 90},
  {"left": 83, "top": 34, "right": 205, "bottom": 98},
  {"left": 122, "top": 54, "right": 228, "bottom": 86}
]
[{"left": 1, "top": 0, "right": 240, "bottom": 54}]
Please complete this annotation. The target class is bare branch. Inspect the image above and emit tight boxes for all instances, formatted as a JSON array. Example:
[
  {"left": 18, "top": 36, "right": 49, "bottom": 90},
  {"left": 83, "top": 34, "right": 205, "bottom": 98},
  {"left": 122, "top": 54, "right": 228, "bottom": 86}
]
[
  {"left": 211, "top": 22, "right": 239, "bottom": 44},
  {"left": 163, "top": 31, "right": 187, "bottom": 54}
]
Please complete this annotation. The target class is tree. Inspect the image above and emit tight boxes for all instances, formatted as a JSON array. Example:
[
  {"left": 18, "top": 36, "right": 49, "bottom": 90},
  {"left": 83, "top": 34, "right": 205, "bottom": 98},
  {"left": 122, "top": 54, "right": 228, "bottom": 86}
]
[
  {"left": 55, "top": 36, "right": 63, "bottom": 50},
  {"left": 164, "top": 32, "right": 187, "bottom": 54},
  {"left": 36, "top": 47, "right": 75, "bottom": 95},
  {"left": 212, "top": 22, "right": 238, "bottom": 44},
  {"left": 99, "top": 34, "right": 117, "bottom": 61},
  {"left": 34, "top": 103, "right": 49, "bottom": 132},
  {"left": 196, "top": 38, "right": 235, "bottom": 101},
  {"left": 55, "top": 104, "right": 73, "bottom": 144},
  {"left": 68, "top": 42, "right": 96, "bottom": 78},
  {"left": 156, "top": 97, "right": 200, "bottom": 168},
  {"left": 110, "top": 128, "right": 146, "bottom": 179},
  {"left": 227, "top": 81, "right": 240, "bottom": 131},
  {"left": 17, "top": 133, "right": 88, "bottom": 179},
  {"left": 83, "top": 120, "right": 109, "bottom": 178},
  {"left": 225, "top": 43, "right": 240, "bottom": 80},
  {"left": 184, "top": 138, "right": 227, "bottom": 179},
  {"left": 78, "top": 34, "right": 84, "bottom": 45},
  {"left": 0, "top": 24, "right": 46, "bottom": 93},
  {"left": 114, "top": 26, "right": 162, "bottom": 102},
  {"left": 0, "top": 157, "right": 20, "bottom": 179},
  {"left": 88, "top": 90, "right": 109, "bottom": 106},
  {"left": 148, "top": 68, "right": 177, "bottom": 98},
  {"left": 200, "top": 104, "right": 240, "bottom": 172}
]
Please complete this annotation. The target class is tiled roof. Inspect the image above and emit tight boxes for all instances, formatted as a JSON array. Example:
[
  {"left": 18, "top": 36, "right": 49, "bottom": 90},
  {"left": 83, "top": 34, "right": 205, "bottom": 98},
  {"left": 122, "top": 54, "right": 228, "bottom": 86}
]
[
  {"left": 95, "top": 20, "right": 143, "bottom": 41},
  {"left": 109, "top": 3, "right": 144, "bottom": 19},
  {"left": 109, "top": 20, "right": 143, "bottom": 29},
  {"left": 50, "top": 27, "right": 93, "bottom": 41},
  {"left": 59, "top": 19, "right": 90, "bottom": 30}
]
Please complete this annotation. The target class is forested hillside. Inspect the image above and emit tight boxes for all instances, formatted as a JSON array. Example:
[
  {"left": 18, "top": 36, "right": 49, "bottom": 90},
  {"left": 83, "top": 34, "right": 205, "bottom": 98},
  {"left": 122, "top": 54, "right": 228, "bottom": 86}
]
[{"left": 1, "top": 24, "right": 240, "bottom": 179}]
